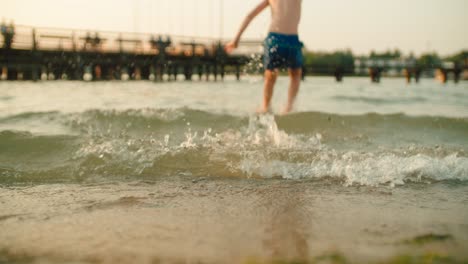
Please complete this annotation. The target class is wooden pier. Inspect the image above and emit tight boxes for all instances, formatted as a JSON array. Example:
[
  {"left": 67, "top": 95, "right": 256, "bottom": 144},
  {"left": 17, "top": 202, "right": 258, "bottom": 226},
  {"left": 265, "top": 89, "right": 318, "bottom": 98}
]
[
  {"left": 1, "top": 24, "right": 466, "bottom": 83},
  {"left": 0, "top": 25, "right": 255, "bottom": 82},
  {"left": 354, "top": 58, "right": 467, "bottom": 84}
]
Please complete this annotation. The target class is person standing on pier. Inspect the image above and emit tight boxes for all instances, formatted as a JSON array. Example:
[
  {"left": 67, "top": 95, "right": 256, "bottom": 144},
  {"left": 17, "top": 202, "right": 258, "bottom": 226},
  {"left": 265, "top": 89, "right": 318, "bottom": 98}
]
[{"left": 225, "top": 0, "right": 303, "bottom": 114}]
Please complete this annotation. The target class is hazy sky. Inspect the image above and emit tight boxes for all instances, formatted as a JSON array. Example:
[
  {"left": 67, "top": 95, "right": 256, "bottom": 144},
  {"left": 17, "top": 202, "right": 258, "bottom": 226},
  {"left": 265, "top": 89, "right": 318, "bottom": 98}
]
[{"left": 1, "top": 0, "right": 467, "bottom": 55}]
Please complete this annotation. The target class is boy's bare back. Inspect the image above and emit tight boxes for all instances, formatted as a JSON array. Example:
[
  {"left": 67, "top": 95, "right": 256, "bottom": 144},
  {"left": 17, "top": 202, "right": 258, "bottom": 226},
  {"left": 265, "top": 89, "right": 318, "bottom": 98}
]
[{"left": 268, "top": 0, "right": 302, "bottom": 35}]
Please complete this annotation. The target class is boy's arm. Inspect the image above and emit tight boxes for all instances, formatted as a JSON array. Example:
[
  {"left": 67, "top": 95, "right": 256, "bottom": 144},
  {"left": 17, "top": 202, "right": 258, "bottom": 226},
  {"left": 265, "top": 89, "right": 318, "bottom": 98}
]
[{"left": 225, "top": 0, "right": 269, "bottom": 53}]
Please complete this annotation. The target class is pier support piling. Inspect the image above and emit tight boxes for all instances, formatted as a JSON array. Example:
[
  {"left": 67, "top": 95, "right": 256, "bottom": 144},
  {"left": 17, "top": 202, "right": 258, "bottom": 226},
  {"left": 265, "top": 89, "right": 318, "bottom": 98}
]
[
  {"left": 9, "top": 68, "right": 18, "bottom": 80},
  {"left": 214, "top": 64, "right": 218, "bottom": 82},
  {"left": 334, "top": 67, "right": 343, "bottom": 82},
  {"left": 369, "top": 67, "right": 382, "bottom": 83},
  {"left": 221, "top": 64, "right": 225, "bottom": 81},
  {"left": 198, "top": 65, "right": 203, "bottom": 81},
  {"left": 1, "top": 67, "right": 7, "bottom": 81},
  {"left": 404, "top": 68, "right": 412, "bottom": 84},
  {"left": 205, "top": 65, "right": 211, "bottom": 82}
]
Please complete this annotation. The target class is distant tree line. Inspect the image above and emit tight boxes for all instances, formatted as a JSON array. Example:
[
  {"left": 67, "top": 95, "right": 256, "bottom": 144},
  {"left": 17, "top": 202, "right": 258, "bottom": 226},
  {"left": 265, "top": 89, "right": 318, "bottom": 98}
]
[
  {"left": 303, "top": 49, "right": 467, "bottom": 75},
  {"left": 303, "top": 50, "right": 354, "bottom": 75}
]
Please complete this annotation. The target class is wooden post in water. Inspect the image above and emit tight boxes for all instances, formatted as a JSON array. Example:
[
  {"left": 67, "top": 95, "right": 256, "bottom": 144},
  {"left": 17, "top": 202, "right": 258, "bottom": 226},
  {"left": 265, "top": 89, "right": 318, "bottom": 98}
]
[
  {"left": 334, "top": 66, "right": 343, "bottom": 82},
  {"left": 71, "top": 55, "right": 82, "bottom": 81},
  {"left": 17, "top": 68, "right": 24, "bottom": 81},
  {"left": 221, "top": 64, "right": 225, "bottom": 81},
  {"left": 94, "top": 65, "right": 102, "bottom": 80},
  {"left": 435, "top": 68, "right": 448, "bottom": 84},
  {"left": 414, "top": 68, "right": 421, "bottom": 83},
  {"left": 403, "top": 68, "right": 412, "bottom": 84},
  {"left": 215, "top": 41, "right": 226, "bottom": 81},
  {"left": 213, "top": 63, "right": 218, "bottom": 82},
  {"left": 454, "top": 64, "right": 462, "bottom": 84},
  {"left": 172, "top": 65, "right": 178, "bottom": 81},
  {"left": 6, "top": 67, "right": 16, "bottom": 80},
  {"left": 205, "top": 64, "right": 210, "bottom": 81},
  {"left": 53, "top": 65, "right": 61, "bottom": 80},
  {"left": 154, "top": 65, "right": 161, "bottom": 82},
  {"left": 31, "top": 66, "right": 39, "bottom": 82},
  {"left": 198, "top": 64, "right": 203, "bottom": 81},
  {"left": 134, "top": 66, "right": 142, "bottom": 80},
  {"left": 1, "top": 67, "right": 7, "bottom": 81},
  {"left": 166, "top": 64, "right": 173, "bottom": 81},
  {"left": 184, "top": 64, "right": 191, "bottom": 81},
  {"left": 369, "top": 67, "right": 382, "bottom": 83}
]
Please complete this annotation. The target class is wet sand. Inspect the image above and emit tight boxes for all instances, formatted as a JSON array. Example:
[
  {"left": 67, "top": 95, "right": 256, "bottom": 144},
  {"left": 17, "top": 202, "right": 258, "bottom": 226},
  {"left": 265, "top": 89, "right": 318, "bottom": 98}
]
[{"left": 1, "top": 177, "right": 467, "bottom": 264}]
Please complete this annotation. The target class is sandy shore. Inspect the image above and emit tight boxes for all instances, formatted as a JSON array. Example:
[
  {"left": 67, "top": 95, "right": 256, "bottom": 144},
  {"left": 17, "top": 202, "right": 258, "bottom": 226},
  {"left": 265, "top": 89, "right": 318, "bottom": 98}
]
[{"left": 1, "top": 177, "right": 467, "bottom": 264}]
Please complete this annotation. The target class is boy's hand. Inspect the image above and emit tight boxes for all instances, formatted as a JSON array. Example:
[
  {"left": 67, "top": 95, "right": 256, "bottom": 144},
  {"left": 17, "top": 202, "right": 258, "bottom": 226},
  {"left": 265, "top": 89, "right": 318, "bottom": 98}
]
[{"left": 224, "top": 41, "right": 238, "bottom": 53}]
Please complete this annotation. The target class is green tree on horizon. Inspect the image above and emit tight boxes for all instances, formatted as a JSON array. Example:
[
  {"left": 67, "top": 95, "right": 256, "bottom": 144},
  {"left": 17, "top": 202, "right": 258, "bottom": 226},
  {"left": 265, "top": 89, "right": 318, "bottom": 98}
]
[
  {"left": 417, "top": 53, "right": 442, "bottom": 68},
  {"left": 445, "top": 50, "right": 467, "bottom": 65},
  {"left": 303, "top": 50, "right": 355, "bottom": 74}
]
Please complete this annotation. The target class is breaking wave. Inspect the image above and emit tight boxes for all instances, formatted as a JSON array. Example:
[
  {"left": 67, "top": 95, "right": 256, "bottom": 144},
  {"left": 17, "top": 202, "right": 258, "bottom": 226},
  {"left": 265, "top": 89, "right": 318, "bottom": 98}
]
[{"left": 0, "top": 108, "right": 467, "bottom": 186}]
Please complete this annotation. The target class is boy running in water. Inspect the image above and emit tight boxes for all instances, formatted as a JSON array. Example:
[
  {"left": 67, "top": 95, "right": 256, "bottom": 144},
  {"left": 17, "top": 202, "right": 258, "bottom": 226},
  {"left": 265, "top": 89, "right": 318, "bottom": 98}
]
[{"left": 225, "top": 0, "right": 303, "bottom": 114}]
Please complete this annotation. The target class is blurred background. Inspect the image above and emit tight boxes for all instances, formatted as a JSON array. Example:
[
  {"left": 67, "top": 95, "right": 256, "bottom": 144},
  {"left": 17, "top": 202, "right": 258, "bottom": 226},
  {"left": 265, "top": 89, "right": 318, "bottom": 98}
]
[{"left": 0, "top": 0, "right": 467, "bottom": 82}]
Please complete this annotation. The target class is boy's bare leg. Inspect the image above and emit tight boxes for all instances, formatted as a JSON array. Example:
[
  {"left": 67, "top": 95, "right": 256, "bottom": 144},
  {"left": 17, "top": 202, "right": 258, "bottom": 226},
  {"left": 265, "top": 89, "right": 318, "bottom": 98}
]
[
  {"left": 283, "top": 68, "right": 302, "bottom": 114},
  {"left": 259, "top": 69, "right": 278, "bottom": 113}
]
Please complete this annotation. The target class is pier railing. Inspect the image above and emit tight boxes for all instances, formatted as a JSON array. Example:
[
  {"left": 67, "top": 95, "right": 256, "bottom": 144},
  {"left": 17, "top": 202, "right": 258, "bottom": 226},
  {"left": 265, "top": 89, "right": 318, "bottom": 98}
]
[
  {"left": 9, "top": 24, "right": 262, "bottom": 56},
  {"left": 1, "top": 24, "right": 465, "bottom": 83},
  {"left": 0, "top": 24, "right": 265, "bottom": 81}
]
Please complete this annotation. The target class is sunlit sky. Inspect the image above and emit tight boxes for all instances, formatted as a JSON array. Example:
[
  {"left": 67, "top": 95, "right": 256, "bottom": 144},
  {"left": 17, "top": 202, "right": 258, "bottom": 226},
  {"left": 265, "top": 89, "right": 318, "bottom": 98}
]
[{"left": 1, "top": 0, "right": 467, "bottom": 56}]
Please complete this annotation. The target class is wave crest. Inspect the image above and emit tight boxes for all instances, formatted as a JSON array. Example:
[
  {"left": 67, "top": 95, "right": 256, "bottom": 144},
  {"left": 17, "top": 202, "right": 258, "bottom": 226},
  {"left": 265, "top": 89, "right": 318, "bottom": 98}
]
[{"left": 0, "top": 109, "right": 467, "bottom": 186}]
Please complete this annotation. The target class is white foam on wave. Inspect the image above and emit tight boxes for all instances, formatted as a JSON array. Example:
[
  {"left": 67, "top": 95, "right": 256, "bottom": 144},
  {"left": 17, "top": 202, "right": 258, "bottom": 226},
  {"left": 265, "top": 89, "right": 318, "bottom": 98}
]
[
  {"left": 238, "top": 151, "right": 468, "bottom": 186},
  {"left": 215, "top": 115, "right": 468, "bottom": 186}
]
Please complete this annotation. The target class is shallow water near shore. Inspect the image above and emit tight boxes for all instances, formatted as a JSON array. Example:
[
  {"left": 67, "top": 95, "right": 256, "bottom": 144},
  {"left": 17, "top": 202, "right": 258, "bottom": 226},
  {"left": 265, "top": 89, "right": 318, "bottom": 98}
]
[{"left": 0, "top": 77, "right": 467, "bottom": 263}]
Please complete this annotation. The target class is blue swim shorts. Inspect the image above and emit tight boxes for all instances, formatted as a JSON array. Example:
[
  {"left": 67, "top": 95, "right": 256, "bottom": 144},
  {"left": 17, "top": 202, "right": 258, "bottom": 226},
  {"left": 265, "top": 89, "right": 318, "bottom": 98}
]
[{"left": 264, "top": 32, "right": 304, "bottom": 70}]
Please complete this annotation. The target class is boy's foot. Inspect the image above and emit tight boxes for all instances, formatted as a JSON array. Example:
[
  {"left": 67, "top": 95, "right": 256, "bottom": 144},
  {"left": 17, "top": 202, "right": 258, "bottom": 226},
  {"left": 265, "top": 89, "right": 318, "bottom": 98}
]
[
  {"left": 281, "top": 104, "right": 293, "bottom": 115},
  {"left": 256, "top": 106, "right": 272, "bottom": 114}
]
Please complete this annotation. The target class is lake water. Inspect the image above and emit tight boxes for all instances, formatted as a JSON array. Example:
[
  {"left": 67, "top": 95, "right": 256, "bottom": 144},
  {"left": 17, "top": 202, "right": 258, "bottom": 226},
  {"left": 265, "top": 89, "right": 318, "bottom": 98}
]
[{"left": 0, "top": 77, "right": 467, "bottom": 263}]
